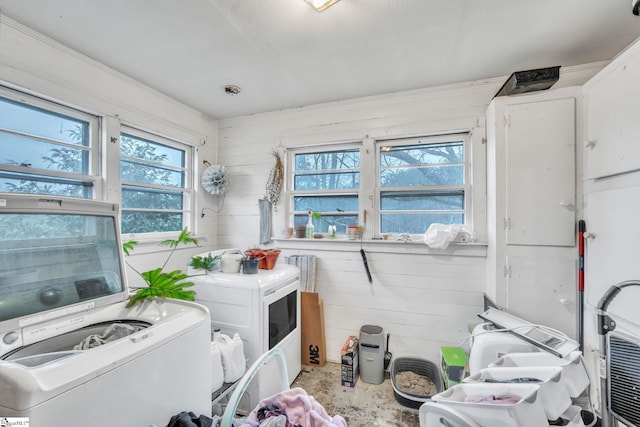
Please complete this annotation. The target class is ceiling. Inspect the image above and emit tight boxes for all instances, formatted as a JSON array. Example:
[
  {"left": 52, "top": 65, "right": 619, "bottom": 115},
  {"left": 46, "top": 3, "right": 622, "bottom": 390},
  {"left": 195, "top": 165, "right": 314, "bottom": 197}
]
[{"left": 1, "top": 0, "right": 640, "bottom": 119}]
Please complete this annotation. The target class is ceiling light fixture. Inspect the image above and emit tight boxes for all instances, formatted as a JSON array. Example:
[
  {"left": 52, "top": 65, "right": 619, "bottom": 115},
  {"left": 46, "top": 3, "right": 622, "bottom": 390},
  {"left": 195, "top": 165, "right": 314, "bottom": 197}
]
[{"left": 304, "top": 0, "right": 340, "bottom": 12}]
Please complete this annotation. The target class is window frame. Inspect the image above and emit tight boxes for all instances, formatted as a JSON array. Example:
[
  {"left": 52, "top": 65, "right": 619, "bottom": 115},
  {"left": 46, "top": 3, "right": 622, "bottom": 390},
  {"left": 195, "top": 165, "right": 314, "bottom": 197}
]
[
  {"left": 287, "top": 141, "right": 363, "bottom": 234},
  {"left": 118, "top": 125, "right": 194, "bottom": 238},
  {"left": 0, "top": 85, "right": 198, "bottom": 239},
  {"left": 286, "top": 130, "right": 482, "bottom": 241},
  {"left": 0, "top": 86, "right": 101, "bottom": 199},
  {"left": 374, "top": 132, "right": 471, "bottom": 239}
]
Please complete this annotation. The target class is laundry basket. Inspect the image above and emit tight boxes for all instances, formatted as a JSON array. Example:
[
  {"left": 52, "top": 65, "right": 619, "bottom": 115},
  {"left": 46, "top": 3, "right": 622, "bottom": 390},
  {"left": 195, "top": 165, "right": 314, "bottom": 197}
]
[
  {"left": 391, "top": 357, "right": 444, "bottom": 409},
  {"left": 463, "top": 366, "right": 570, "bottom": 420},
  {"left": 488, "top": 351, "right": 589, "bottom": 398},
  {"left": 428, "top": 383, "right": 548, "bottom": 427}
]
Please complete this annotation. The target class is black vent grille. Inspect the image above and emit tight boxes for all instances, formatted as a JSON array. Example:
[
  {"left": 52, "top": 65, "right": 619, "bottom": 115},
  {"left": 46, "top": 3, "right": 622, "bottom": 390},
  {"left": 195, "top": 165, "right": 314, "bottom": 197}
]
[{"left": 609, "top": 333, "right": 640, "bottom": 427}]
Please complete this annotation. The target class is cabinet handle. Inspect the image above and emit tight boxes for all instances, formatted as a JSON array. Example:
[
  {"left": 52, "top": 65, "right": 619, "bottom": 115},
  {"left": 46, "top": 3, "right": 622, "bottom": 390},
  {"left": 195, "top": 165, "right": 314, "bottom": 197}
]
[{"left": 584, "top": 139, "right": 597, "bottom": 149}]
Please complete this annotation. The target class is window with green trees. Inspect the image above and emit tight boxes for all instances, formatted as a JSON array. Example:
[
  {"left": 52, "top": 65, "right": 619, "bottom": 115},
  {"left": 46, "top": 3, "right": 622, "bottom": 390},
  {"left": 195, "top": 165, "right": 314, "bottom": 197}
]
[{"left": 119, "top": 128, "right": 191, "bottom": 234}]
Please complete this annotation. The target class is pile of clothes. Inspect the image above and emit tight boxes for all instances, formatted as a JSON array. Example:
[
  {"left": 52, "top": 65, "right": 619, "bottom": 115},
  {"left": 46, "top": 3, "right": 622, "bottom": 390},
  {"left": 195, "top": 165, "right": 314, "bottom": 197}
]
[{"left": 239, "top": 388, "right": 346, "bottom": 427}]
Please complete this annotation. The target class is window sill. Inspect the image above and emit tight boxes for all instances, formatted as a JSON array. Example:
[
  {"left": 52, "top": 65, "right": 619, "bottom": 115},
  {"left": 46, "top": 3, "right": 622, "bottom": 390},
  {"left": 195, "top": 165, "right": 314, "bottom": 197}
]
[{"left": 271, "top": 237, "right": 487, "bottom": 257}]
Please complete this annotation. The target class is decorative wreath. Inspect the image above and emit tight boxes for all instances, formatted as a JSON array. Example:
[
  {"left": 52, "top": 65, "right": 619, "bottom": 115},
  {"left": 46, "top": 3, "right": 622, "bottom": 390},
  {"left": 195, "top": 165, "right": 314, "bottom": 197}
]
[{"left": 201, "top": 164, "right": 229, "bottom": 195}]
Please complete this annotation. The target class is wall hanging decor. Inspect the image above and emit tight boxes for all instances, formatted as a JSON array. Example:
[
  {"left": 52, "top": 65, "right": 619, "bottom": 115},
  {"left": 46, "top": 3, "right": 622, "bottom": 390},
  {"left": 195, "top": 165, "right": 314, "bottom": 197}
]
[
  {"left": 265, "top": 149, "right": 284, "bottom": 212},
  {"left": 201, "top": 163, "right": 229, "bottom": 195}
]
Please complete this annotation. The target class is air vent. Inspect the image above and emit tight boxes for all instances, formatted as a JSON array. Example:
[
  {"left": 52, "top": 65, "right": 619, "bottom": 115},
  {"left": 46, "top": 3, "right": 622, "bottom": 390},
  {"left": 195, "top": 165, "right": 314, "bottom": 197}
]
[
  {"left": 494, "top": 66, "right": 561, "bottom": 98},
  {"left": 609, "top": 332, "right": 640, "bottom": 427}
]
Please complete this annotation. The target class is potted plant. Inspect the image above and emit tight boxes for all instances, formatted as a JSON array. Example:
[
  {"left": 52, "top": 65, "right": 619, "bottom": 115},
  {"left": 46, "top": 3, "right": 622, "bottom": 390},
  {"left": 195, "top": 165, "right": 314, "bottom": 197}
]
[
  {"left": 122, "top": 227, "right": 199, "bottom": 307},
  {"left": 311, "top": 211, "right": 338, "bottom": 238}
]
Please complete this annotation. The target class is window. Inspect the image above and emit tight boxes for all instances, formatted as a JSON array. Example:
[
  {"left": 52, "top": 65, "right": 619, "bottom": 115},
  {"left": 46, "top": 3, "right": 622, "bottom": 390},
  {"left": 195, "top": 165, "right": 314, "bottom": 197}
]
[
  {"left": 0, "top": 86, "right": 197, "bottom": 238},
  {"left": 290, "top": 146, "right": 360, "bottom": 234},
  {"left": 119, "top": 127, "right": 192, "bottom": 234},
  {"left": 0, "top": 90, "right": 99, "bottom": 198},
  {"left": 377, "top": 134, "right": 468, "bottom": 235},
  {"left": 288, "top": 132, "right": 472, "bottom": 238}
]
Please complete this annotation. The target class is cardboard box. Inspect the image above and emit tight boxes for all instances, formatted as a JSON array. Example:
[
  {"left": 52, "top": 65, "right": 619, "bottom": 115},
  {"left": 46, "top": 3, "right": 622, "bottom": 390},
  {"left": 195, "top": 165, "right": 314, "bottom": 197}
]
[
  {"left": 341, "top": 336, "right": 359, "bottom": 387},
  {"left": 301, "top": 292, "right": 326, "bottom": 366}
]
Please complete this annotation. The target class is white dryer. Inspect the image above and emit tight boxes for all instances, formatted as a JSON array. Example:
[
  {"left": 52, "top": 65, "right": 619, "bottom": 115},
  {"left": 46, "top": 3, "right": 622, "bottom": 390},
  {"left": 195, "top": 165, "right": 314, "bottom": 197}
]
[
  {"left": 190, "top": 252, "right": 301, "bottom": 411},
  {"left": 0, "top": 194, "right": 211, "bottom": 427}
]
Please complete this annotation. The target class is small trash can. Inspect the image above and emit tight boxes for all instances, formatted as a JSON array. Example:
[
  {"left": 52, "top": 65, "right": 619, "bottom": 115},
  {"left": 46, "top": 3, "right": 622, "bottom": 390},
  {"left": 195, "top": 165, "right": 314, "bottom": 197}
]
[{"left": 359, "top": 325, "right": 385, "bottom": 384}]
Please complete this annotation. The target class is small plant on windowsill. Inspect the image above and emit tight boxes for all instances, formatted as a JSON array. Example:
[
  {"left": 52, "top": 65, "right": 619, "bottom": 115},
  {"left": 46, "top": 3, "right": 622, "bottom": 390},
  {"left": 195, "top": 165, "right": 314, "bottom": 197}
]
[
  {"left": 309, "top": 211, "right": 341, "bottom": 238},
  {"left": 122, "top": 227, "right": 199, "bottom": 308}
]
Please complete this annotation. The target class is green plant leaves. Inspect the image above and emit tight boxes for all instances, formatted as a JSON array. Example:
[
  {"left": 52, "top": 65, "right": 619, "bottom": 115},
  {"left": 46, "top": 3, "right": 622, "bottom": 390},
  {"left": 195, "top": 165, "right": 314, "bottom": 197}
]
[
  {"left": 189, "top": 252, "right": 222, "bottom": 271},
  {"left": 158, "top": 227, "right": 199, "bottom": 249},
  {"left": 122, "top": 240, "right": 139, "bottom": 256},
  {"left": 123, "top": 228, "right": 198, "bottom": 308},
  {"left": 126, "top": 269, "right": 195, "bottom": 308}
]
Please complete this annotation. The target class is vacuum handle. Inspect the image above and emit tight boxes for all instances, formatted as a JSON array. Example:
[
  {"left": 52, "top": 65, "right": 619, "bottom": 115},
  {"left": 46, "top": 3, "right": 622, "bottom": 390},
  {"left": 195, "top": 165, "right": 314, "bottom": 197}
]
[{"left": 360, "top": 343, "right": 380, "bottom": 349}]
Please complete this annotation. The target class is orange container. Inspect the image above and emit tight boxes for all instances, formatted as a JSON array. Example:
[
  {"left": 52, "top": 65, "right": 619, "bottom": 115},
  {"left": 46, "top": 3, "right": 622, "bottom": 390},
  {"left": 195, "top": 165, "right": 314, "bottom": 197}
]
[
  {"left": 262, "top": 249, "right": 281, "bottom": 270},
  {"left": 244, "top": 249, "right": 280, "bottom": 269}
]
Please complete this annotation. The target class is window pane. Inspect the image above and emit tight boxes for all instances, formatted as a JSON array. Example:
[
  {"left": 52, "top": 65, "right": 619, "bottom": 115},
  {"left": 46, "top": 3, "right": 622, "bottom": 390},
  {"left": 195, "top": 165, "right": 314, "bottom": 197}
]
[
  {"left": 294, "top": 171, "right": 359, "bottom": 190},
  {"left": 121, "top": 212, "right": 183, "bottom": 234},
  {"left": 381, "top": 190, "right": 464, "bottom": 210},
  {"left": 380, "top": 141, "right": 464, "bottom": 187},
  {"left": 381, "top": 213, "right": 465, "bottom": 234},
  {"left": 380, "top": 142, "right": 463, "bottom": 166},
  {"left": 122, "top": 186, "right": 183, "bottom": 210},
  {"left": 120, "top": 160, "right": 185, "bottom": 187},
  {"left": 1, "top": 133, "right": 88, "bottom": 173},
  {"left": 0, "top": 96, "right": 89, "bottom": 146},
  {"left": 295, "top": 150, "right": 359, "bottom": 171},
  {"left": 294, "top": 195, "right": 358, "bottom": 213},
  {"left": 120, "top": 133, "right": 184, "bottom": 167},
  {"left": 0, "top": 171, "right": 91, "bottom": 198},
  {"left": 0, "top": 95, "right": 93, "bottom": 199},
  {"left": 293, "top": 214, "right": 358, "bottom": 234},
  {"left": 380, "top": 164, "right": 463, "bottom": 187}
]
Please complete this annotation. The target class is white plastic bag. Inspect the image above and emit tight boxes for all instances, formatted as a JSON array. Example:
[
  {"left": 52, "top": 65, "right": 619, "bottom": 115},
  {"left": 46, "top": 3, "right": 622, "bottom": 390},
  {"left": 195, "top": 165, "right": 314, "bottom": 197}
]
[
  {"left": 424, "top": 223, "right": 476, "bottom": 249},
  {"left": 214, "top": 331, "right": 246, "bottom": 383}
]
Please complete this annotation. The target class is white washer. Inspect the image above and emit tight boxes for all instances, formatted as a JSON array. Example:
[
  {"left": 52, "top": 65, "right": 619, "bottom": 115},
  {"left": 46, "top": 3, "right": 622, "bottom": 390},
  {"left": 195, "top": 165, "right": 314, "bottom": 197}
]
[
  {"left": 191, "top": 253, "right": 301, "bottom": 410},
  {"left": 0, "top": 194, "right": 211, "bottom": 427}
]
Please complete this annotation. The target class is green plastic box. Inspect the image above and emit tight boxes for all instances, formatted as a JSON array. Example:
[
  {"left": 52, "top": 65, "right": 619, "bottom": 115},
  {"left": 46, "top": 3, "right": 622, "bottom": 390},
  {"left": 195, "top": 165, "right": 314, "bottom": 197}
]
[{"left": 440, "top": 346, "right": 468, "bottom": 388}]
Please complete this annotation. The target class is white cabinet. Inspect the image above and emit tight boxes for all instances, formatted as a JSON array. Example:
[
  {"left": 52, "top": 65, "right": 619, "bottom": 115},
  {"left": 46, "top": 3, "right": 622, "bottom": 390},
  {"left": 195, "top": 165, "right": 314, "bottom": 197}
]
[
  {"left": 505, "top": 99, "right": 576, "bottom": 246},
  {"left": 584, "top": 45, "right": 640, "bottom": 180},
  {"left": 487, "top": 87, "right": 579, "bottom": 338}
]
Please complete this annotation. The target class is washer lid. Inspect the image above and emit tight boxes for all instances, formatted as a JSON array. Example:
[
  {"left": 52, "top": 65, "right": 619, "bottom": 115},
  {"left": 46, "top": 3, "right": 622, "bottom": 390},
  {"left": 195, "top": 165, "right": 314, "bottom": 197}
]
[{"left": 0, "top": 195, "right": 128, "bottom": 335}]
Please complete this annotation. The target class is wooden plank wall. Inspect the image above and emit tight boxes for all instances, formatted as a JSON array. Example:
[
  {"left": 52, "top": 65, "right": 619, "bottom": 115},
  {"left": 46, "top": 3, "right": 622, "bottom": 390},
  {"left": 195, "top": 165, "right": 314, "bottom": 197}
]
[
  {"left": 216, "top": 65, "right": 602, "bottom": 363},
  {"left": 217, "top": 81, "right": 499, "bottom": 363}
]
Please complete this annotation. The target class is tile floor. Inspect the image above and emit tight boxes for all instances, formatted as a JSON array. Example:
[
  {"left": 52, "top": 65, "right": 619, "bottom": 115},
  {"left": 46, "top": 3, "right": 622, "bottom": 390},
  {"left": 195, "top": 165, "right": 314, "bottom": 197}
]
[{"left": 291, "top": 362, "right": 420, "bottom": 427}]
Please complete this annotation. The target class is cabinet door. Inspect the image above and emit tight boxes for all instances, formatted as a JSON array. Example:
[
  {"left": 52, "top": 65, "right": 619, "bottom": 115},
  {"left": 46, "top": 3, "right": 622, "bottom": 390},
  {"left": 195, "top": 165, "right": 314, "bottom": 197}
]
[
  {"left": 585, "top": 49, "right": 640, "bottom": 180},
  {"left": 506, "top": 252, "right": 577, "bottom": 338},
  {"left": 505, "top": 98, "right": 576, "bottom": 246}
]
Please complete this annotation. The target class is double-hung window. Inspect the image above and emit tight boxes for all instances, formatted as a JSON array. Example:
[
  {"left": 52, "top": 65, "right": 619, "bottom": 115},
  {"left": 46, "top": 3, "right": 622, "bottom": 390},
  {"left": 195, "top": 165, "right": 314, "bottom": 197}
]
[
  {"left": 288, "top": 132, "right": 472, "bottom": 239},
  {"left": 290, "top": 145, "right": 360, "bottom": 234},
  {"left": 0, "top": 89, "right": 99, "bottom": 198},
  {"left": 377, "top": 133, "right": 469, "bottom": 237},
  {"left": 119, "top": 127, "right": 192, "bottom": 235}
]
